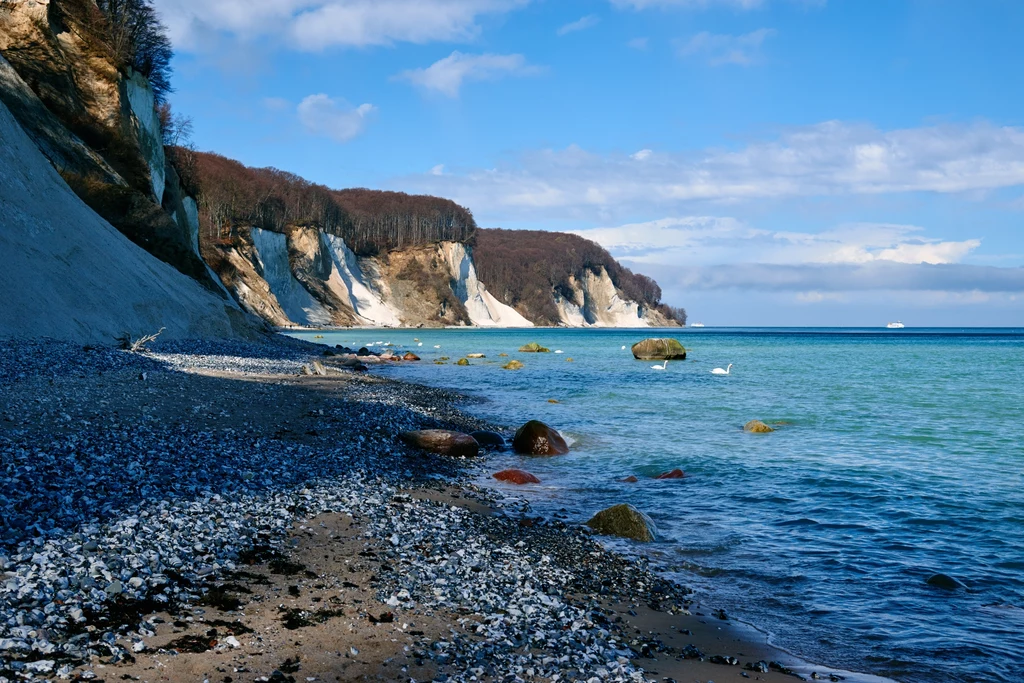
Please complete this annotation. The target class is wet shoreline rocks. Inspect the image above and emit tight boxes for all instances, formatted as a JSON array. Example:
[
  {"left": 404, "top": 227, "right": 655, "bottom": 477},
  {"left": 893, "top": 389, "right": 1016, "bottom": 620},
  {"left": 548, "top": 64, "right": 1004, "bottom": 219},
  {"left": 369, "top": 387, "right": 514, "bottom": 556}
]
[
  {"left": 512, "top": 420, "right": 570, "bottom": 455},
  {"left": 400, "top": 429, "right": 480, "bottom": 457},
  {"left": 587, "top": 504, "right": 657, "bottom": 542}
]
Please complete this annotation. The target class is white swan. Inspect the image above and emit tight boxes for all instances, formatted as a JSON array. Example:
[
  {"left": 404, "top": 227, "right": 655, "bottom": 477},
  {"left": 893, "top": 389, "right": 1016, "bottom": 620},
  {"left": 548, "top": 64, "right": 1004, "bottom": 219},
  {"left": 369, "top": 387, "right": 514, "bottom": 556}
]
[
  {"left": 711, "top": 363, "right": 733, "bottom": 375},
  {"left": 621, "top": 345, "right": 626, "bottom": 350},
  {"left": 652, "top": 360, "right": 668, "bottom": 371},
  {"left": 433, "top": 345, "right": 441, "bottom": 349},
  {"left": 418, "top": 342, "right": 423, "bottom": 346}
]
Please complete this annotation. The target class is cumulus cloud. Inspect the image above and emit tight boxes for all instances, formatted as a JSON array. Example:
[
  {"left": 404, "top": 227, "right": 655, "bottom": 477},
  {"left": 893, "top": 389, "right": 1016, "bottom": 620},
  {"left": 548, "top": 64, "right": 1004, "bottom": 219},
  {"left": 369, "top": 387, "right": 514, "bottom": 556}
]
[
  {"left": 575, "top": 217, "right": 981, "bottom": 266},
  {"left": 399, "top": 121, "right": 1024, "bottom": 220},
  {"left": 297, "top": 94, "right": 376, "bottom": 142},
  {"left": 395, "top": 51, "right": 540, "bottom": 97},
  {"left": 631, "top": 149, "right": 654, "bottom": 161},
  {"left": 676, "top": 28, "right": 775, "bottom": 66},
  {"left": 557, "top": 15, "right": 600, "bottom": 36},
  {"left": 152, "top": 0, "right": 529, "bottom": 51}
]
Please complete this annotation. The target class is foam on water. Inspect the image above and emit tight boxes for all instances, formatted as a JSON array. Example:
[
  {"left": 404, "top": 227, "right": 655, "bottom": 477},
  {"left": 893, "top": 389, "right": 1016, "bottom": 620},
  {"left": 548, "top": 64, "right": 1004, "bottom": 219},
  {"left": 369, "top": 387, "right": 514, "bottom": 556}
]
[{"left": 291, "top": 327, "right": 1024, "bottom": 683}]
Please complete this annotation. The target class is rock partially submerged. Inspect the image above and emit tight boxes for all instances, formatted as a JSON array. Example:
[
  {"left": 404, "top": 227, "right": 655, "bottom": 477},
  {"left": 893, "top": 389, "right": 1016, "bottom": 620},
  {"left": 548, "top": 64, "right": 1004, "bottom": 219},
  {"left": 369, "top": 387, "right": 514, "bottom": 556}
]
[
  {"left": 502, "top": 360, "right": 524, "bottom": 370},
  {"left": 399, "top": 430, "right": 479, "bottom": 458},
  {"left": 926, "top": 573, "right": 966, "bottom": 590},
  {"left": 586, "top": 504, "right": 656, "bottom": 542},
  {"left": 743, "top": 420, "right": 774, "bottom": 433},
  {"left": 493, "top": 469, "right": 541, "bottom": 485},
  {"left": 513, "top": 420, "right": 569, "bottom": 456},
  {"left": 456, "top": 358, "right": 470, "bottom": 366},
  {"left": 655, "top": 468, "right": 685, "bottom": 479},
  {"left": 470, "top": 430, "right": 506, "bottom": 450},
  {"left": 467, "top": 353, "right": 486, "bottom": 359},
  {"left": 631, "top": 338, "right": 686, "bottom": 361},
  {"left": 518, "top": 342, "right": 550, "bottom": 353},
  {"left": 402, "top": 352, "right": 420, "bottom": 361}
]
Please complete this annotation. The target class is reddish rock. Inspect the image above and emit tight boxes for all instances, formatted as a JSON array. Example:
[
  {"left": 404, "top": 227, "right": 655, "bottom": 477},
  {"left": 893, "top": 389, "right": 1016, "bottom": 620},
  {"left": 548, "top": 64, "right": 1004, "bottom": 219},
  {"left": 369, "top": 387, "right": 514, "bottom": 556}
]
[
  {"left": 399, "top": 430, "right": 480, "bottom": 458},
  {"left": 655, "top": 468, "right": 685, "bottom": 480},
  {"left": 493, "top": 469, "right": 541, "bottom": 485},
  {"left": 620, "top": 475, "right": 639, "bottom": 483},
  {"left": 403, "top": 352, "right": 420, "bottom": 361},
  {"left": 512, "top": 420, "right": 569, "bottom": 456}
]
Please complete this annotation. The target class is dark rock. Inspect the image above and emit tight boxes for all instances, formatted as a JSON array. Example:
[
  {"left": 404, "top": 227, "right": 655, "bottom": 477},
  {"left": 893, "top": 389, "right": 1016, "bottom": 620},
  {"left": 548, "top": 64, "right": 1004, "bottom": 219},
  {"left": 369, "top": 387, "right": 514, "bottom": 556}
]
[
  {"left": 470, "top": 430, "right": 506, "bottom": 450},
  {"left": 620, "top": 475, "right": 639, "bottom": 483},
  {"left": 585, "top": 504, "right": 656, "bottom": 542},
  {"left": 512, "top": 420, "right": 569, "bottom": 455},
  {"left": 630, "top": 338, "right": 686, "bottom": 360},
  {"left": 492, "top": 469, "right": 541, "bottom": 485},
  {"left": 356, "top": 347, "right": 375, "bottom": 357},
  {"left": 402, "top": 352, "right": 420, "bottom": 361},
  {"left": 399, "top": 430, "right": 480, "bottom": 458},
  {"left": 655, "top": 468, "right": 685, "bottom": 479},
  {"left": 926, "top": 573, "right": 965, "bottom": 590}
]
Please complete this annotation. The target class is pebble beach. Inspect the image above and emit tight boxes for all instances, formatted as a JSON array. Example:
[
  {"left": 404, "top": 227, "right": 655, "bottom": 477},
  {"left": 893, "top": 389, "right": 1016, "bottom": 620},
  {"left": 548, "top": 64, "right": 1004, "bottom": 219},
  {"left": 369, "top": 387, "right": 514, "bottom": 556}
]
[{"left": 1, "top": 337, "right": 853, "bottom": 683}]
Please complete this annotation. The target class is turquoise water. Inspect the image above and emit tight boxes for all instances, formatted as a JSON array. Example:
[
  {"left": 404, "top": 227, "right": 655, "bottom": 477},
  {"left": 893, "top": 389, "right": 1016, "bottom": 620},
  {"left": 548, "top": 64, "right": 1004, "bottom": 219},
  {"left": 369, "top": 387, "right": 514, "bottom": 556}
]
[{"left": 291, "top": 328, "right": 1024, "bottom": 683}]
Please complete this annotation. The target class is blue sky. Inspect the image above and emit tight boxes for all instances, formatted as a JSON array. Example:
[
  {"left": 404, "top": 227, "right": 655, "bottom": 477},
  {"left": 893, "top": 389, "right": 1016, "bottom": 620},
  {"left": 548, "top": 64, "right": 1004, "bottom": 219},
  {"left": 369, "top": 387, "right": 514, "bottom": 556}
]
[{"left": 155, "top": 0, "right": 1024, "bottom": 326}]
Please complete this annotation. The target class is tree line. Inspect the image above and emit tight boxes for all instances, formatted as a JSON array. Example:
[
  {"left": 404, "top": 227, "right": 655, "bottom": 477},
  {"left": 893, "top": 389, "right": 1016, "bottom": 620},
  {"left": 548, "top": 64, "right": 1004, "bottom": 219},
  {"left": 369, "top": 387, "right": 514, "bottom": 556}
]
[
  {"left": 472, "top": 228, "right": 685, "bottom": 326},
  {"left": 190, "top": 152, "right": 478, "bottom": 255}
]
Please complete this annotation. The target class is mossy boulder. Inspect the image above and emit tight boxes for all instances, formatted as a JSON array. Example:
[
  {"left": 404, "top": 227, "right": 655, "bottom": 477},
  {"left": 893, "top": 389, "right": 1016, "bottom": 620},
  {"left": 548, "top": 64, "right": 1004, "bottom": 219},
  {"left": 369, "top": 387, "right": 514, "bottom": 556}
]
[
  {"left": 399, "top": 430, "right": 480, "bottom": 458},
  {"left": 631, "top": 338, "right": 686, "bottom": 360},
  {"left": 743, "top": 420, "right": 774, "bottom": 433},
  {"left": 518, "top": 342, "right": 550, "bottom": 353},
  {"left": 456, "top": 358, "right": 470, "bottom": 366},
  {"left": 502, "top": 359, "right": 524, "bottom": 370},
  {"left": 513, "top": 420, "right": 569, "bottom": 455},
  {"left": 586, "top": 504, "right": 656, "bottom": 542}
]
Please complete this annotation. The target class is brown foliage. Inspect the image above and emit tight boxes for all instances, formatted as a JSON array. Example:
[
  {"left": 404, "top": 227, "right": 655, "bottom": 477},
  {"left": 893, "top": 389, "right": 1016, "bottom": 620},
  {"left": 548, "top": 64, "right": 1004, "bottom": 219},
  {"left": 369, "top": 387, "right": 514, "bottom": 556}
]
[
  {"left": 191, "top": 152, "right": 477, "bottom": 257},
  {"left": 473, "top": 228, "right": 683, "bottom": 325}
]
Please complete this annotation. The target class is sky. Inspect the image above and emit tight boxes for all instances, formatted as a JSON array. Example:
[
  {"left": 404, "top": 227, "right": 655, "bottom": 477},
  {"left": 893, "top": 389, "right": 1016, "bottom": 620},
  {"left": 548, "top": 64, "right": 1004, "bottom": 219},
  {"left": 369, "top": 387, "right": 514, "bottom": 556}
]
[{"left": 154, "top": 0, "right": 1024, "bottom": 326}]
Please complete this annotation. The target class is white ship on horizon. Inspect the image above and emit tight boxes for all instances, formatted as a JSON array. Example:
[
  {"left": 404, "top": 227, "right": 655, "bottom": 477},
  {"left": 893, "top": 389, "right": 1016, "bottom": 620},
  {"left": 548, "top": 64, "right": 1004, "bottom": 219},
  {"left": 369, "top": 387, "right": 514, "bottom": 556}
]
[
  {"left": 690, "top": 322, "right": 705, "bottom": 328},
  {"left": 886, "top": 321, "right": 905, "bottom": 329}
]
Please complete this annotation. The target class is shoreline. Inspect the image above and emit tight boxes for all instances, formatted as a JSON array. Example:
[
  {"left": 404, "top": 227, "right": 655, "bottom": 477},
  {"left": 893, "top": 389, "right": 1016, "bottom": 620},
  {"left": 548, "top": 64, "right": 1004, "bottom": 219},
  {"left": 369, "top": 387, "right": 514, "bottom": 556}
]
[{"left": 0, "top": 336, "right": 891, "bottom": 682}]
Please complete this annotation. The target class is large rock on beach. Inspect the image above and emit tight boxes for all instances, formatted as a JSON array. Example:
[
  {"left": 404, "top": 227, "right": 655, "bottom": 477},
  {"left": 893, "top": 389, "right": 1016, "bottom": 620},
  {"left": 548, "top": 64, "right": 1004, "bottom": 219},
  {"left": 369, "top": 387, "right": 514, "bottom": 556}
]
[
  {"left": 400, "top": 430, "right": 479, "bottom": 458},
  {"left": 586, "top": 504, "right": 656, "bottom": 542},
  {"left": 470, "top": 430, "right": 506, "bottom": 450},
  {"left": 493, "top": 469, "right": 541, "bottom": 485},
  {"left": 743, "top": 420, "right": 774, "bottom": 433},
  {"left": 513, "top": 420, "right": 569, "bottom": 455},
  {"left": 631, "top": 338, "right": 686, "bottom": 360},
  {"left": 518, "top": 342, "right": 550, "bottom": 353}
]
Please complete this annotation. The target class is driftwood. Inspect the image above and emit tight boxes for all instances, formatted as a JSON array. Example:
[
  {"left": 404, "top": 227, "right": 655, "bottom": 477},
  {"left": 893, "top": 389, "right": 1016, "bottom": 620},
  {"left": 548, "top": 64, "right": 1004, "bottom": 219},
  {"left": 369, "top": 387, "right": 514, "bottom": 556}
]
[{"left": 116, "top": 327, "right": 165, "bottom": 353}]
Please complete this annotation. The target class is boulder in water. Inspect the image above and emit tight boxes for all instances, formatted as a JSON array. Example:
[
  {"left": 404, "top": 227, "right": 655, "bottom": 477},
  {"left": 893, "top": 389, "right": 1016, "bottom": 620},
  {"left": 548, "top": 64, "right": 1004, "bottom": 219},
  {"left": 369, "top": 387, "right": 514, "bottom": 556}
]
[
  {"left": 743, "top": 420, "right": 774, "bottom": 433},
  {"left": 513, "top": 420, "right": 569, "bottom": 455},
  {"left": 655, "top": 468, "right": 685, "bottom": 479},
  {"left": 518, "top": 342, "right": 550, "bottom": 353},
  {"left": 493, "top": 469, "right": 541, "bottom": 485},
  {"left": 631, "top": 338, "right": 686, "bottom": 360},
  {"left": 586, "top": 504, "right": 656, "bottom": 542},
  {"left": 470, "top": 430, "right": 506, "bottom": 450},
  {"left": 399, "top": 430, "right": 479, "bottom": 458},
  {"left": 620, "top": 475, "right": 639, "bottom": 483},
  {"left": 502, "top": 360, "right": 524, "bottom": 370},
  {"left": 926, "top": 573, "right": 965, "bottom": 590},
  {"left": 456, "top": 358, "right": 470, "bottom": 366},
  {"left": 467, "top": 353, "right": 486, "bottom": 358},
  {"left": 403, "top": 352, "right": 420, "bottom": 361}
]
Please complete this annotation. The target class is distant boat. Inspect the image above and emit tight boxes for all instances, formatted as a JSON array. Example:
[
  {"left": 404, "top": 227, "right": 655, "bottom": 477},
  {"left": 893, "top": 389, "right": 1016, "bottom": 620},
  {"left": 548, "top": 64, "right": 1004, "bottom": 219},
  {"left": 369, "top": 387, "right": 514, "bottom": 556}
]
[
  {"left": 886, "top": 321, "right": 905, "bottom": 329},
  {"left": 690, "top": 322, "right": 705, "bottom": 328}
]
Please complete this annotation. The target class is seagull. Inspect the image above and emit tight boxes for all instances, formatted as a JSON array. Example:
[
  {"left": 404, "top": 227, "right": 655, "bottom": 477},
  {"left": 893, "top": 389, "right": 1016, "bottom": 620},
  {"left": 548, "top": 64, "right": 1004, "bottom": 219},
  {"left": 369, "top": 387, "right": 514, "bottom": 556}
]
[
  {"left": 434, "top": 345, "right": 441, "bottom": 349},
  {"left": 711, "top": 363, "right": 733, "bottom": 375},
  {"left": 652, "top": 360, "right": 668, "bottom": 371}
]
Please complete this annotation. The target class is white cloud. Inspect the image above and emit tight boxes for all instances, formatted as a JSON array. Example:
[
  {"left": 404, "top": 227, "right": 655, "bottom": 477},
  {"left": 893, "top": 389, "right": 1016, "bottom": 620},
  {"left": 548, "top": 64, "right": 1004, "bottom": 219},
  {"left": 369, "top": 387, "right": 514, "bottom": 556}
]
[
  {"left": 430, "top": 164, "right": 446, "bottom": 175},
  {"left": 557, "top": 15, "right": 600, "bottom": 36},
  {"left": 611, "top": 0, "right": 766, "bottom": 9},
  {"left": 152, "top": 0, "right": 529, "bottom": 51},
  {"left": 395, "top": 51, "right": 540, "bottom": 97},
  {"left": 575, "top": 217, "right": 981, "bottom": 267},
  {"left": 676, "top": 28, "right": 775, "bottom": 66},
  {"left": 297, "top": 94, "right": 376, "bottom": 142},
  {"left": 398, "top": 121, "right": 1024, "bottom": 220},
  {"left": 631, "top": 148, "right": 654, "bottom": 161}
]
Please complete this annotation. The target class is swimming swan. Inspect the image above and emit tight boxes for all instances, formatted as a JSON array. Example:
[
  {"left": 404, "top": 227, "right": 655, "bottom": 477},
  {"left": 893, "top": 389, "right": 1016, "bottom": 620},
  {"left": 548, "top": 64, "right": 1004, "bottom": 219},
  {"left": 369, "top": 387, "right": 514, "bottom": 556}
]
[
  {"left": 652, "top": 360, "right": 669, "bottom": 370},
  {"left": 711, "top": 363, "right": 733, "bottom": 375}
]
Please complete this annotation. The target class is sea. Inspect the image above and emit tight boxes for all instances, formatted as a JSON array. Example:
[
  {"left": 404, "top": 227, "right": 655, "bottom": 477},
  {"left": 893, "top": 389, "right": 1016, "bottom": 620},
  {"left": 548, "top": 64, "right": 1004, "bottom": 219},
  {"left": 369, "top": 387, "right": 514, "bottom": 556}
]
[{"left": 288, "top": 327, "right": 1024, "bottom": 683}]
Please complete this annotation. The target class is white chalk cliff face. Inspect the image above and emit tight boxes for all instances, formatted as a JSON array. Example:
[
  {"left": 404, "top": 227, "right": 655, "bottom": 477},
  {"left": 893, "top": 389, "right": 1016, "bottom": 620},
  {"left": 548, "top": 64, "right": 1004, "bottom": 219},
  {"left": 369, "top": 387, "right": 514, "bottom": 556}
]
[
  {"left": 208, "top": 230, "right": 663, "bottom": 328},
  {"left": 122, "top": 70, "right": 165, "bottom": 203}
]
